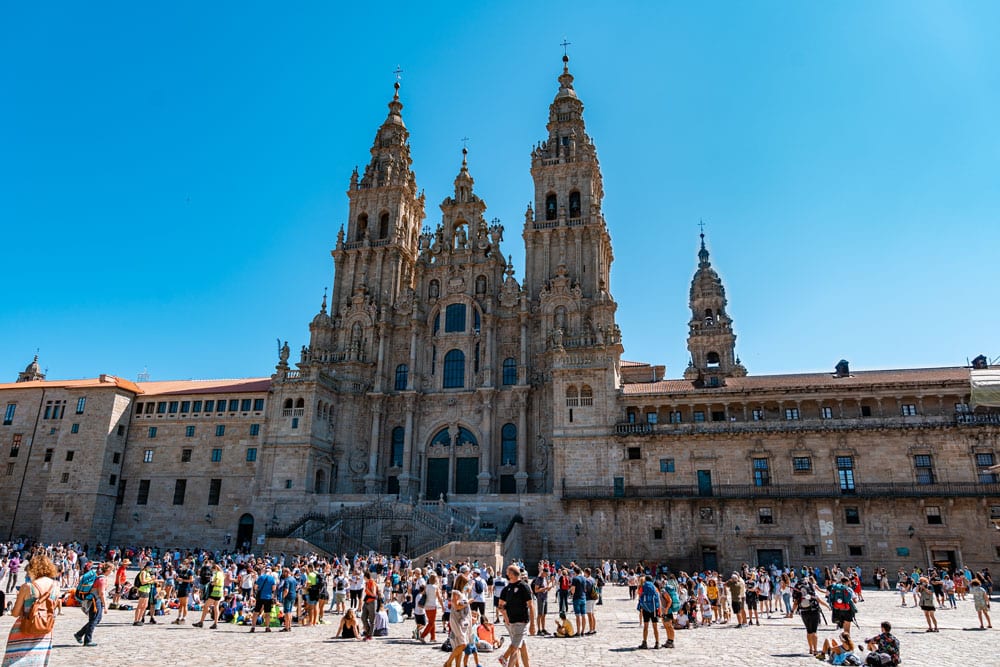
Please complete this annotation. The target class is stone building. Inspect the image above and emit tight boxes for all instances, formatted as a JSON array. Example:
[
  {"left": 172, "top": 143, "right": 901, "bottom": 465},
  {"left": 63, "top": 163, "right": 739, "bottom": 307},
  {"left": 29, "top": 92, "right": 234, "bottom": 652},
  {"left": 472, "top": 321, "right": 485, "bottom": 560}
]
[{"left": 1, "top": 57, "right": 998, "bottom": 572}]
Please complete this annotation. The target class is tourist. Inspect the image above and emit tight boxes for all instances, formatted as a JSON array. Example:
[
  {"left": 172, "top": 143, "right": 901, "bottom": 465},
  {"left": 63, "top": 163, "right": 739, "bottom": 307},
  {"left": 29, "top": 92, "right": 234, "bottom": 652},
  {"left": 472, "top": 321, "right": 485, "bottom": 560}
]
[
  {"left": 529, "top": 568, "right": 548, "bottom": 634},
  {"left": 361, "top": 570, "right": 378, "bottom": 640},
  {"left": 173, "top": 559, "right": 194, "bottom": 624},
  {"left": 864, "top": 621, "right": 900, "bottom": 666},
  {"left": 193, "top": 562, "right": 224, "bottom": 629},
  {"left": 970, "top": 578, "right": 992, "bottom": 629},
  {"left": 725, "top": 572, "right": 748, "bottom": 628},
  {"left": 569, "top": 566, "right": 587, "bottom": 636},
  {"left": 916, "top": 577, "right": 938, "bottom": 632},
  {"left": 657, "top": 575, "right": 678, "bottom": 648},
  {"left": 817, "top": 630, "right": 856, "bottom": 664},
  {"left": 635, "top": 574, "right": 660, "bottom": 649},
  {"left": 493, "top": 567, "right": 509, "bottom": 624},
  {"left": 829, "top": 576, "right": 858, "bottom": 634},
  {"left": 793, "top": 575, "right": 829, "bottom": 656},
  {"left": 278, "top": 567, "right": 297, "bottom": 632},
  {"left": 73, "top": 562, "right": 110, "bottom": 647},
  {"left": 335, "top": 608, "right": 362, "bottom": 640},
  {"left": 498, "top": 565, "right": 535, "bottom": 667},
  {"left": 5, "top": 555, "right": 20, "bottom": 594},
  {"left": 470, "top": 569, "right": 487, "bottom": 618},
  {"left": 443, "top": 573, "right": 472, "bottom": 667},
  {"left": 420, "top": 571, "right": 441, "bottom": 642},
  {"left": 132, "top": 561, "right": 155, "bottom": 626},
  {"left": 249, "top": 565, "right": 276, "bottom": 633},
  {"left": 3, "top": 552, "right": 60, "bottom": 665},
  {"left": 583, "top": 567, "right": 598, "bottom": 635}
]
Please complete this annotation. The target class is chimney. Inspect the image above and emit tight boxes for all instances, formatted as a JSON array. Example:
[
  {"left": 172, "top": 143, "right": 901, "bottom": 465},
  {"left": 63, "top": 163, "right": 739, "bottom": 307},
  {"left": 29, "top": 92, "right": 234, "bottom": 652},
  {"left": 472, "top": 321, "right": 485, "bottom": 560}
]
[{"left": 834, "top": 360, "right": 850, "bottom": 378}]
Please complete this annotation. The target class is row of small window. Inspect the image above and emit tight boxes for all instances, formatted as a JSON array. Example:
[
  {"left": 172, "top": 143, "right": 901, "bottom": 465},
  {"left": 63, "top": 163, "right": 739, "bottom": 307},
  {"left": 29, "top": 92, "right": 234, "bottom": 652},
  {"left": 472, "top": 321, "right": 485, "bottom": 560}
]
[
  {"left": 147, "top": 424, "right": 260, "bottom": 439},
  {"left": 120, "top": 478, "right": 224, "bottom": 506},
  {"left": 142, "top": 447, "right": 258, "bottom": 464},
  {"left": 136, "top": 398, "right": 265, "bottom": 416},
  {"left": 654, "top": 452, "right": 999, "bottom": 485},
  {"left": 3, "top": 399, "right": 89, "bottom": 425},
  {"left": 393, "top": 357, "right": 517, "bottom": 391}
]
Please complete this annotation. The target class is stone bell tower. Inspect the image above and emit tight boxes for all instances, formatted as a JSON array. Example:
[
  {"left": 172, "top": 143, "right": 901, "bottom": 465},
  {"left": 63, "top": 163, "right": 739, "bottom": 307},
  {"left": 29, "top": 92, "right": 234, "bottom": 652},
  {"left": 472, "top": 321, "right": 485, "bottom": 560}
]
[{"left": 684, "top": 232, "right": 747, "bottom": 386}]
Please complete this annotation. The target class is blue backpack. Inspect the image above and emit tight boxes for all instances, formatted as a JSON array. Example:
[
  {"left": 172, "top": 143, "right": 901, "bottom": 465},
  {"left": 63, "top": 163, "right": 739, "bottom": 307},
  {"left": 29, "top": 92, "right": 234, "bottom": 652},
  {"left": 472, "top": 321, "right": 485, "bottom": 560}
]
[{"left": 75, "top": 570, "right": 97, "bottom": 604}]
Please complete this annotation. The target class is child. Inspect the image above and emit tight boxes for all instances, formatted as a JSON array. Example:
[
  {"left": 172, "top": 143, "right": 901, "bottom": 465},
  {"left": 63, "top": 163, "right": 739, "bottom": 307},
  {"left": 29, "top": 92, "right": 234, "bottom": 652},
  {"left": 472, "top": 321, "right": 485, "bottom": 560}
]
[
  {"left": 555, "top": 611, "right": 575, "bottom": 637},
  {"left": 464, "top": 611, "right": 483, "bottom": 667},
  {"left": 412, "top": 586, "right": 427, "bottom": 642},
  {"left": 700, "top": 598, "right": 714, "bottom": 626},
  {"left": 674, "top": 609, "right": 689, "bottom": 629}
]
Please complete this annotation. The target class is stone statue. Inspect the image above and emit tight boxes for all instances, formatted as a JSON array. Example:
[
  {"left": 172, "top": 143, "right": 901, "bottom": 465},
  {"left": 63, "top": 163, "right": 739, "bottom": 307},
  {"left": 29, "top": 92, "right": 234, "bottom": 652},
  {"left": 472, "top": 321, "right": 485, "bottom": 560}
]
[
  {"left": 279, "top": 340, "right": 290, "bottom": 364},
  {"left": 455, "top": 225, "right": 468, "bottom": 249}
]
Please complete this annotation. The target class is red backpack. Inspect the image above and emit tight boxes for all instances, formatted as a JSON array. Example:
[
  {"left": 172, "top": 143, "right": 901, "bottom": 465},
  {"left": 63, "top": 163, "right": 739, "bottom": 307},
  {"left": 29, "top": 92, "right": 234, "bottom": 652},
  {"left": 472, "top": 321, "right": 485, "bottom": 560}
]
[{"left": 21, "top": 583, "right": 57, "bottom": 636}]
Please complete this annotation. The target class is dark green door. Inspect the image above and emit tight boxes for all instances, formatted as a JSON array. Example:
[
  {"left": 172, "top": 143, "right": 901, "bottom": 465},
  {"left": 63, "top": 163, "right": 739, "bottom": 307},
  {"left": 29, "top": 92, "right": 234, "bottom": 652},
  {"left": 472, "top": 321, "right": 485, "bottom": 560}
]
[
  {"left": 697, "top": 470, "right": 713, "bottom": 497},
  {"left": 613, "top": 477, "right": 625, "bottom": 497},
  {"left": 426, "top": 458, "right": 448, "bottom": 501},
  {"left": 455, "top": 457, "right": 478, "bottom": 495},
  {"left": 757, "top": 549, "right": 784, "bottom": 569},
  {"left": 702, "top": 547, "right": 718, "bottom": 572}
]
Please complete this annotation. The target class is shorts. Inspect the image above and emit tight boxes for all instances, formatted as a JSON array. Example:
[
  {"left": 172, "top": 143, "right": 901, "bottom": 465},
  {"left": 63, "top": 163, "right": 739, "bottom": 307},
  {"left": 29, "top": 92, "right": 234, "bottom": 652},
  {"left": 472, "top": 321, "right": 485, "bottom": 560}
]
[
  {"left": 209, "top": 594, "right": 222, "bottom": 601},
  {"left": 663, "top": 611, "right": 674, "bottom": 622},
  {"left": 177, "top": 587, "right": 191, "bottom": 598},
  {"left": 746, "top": 597, "right": 757, "bottom": 611},
  {"left": 415, "top": 613, "right": 427, "bottom": 626},
  {"left": 731, "top": 600, "right": 743, "bottom": 614},
  {"left": 585, "top": 600, "right": 596, "bottom": 614},
  {"left": 641, "top": 609, "right": 659, "bottom": 623},
  {"left": 535, "top": 596, "right": 548, "bottom": 616},
  {"left": 800, "top": 609, "right": 820, "bottom": 634},
  {"left": 832, "top": 609, "right": 855, "bottom": 624},
  {"left": 573, "top": 598, "right": 587, "bottom": 616},
  {"left": 507, "top": 622, "right": 527, "bottom": 648},
  {"left": 283, "top": 600, "right": 294, "bottom": 613},
  {"left": 254, "top": 598, "right": 274, "bottom": 614},
  {"left": 335, "top": 592, "right": 346, "bottom": 603},
  {"left": 920, "top": 604, "right": 936, "bottom": 612}
]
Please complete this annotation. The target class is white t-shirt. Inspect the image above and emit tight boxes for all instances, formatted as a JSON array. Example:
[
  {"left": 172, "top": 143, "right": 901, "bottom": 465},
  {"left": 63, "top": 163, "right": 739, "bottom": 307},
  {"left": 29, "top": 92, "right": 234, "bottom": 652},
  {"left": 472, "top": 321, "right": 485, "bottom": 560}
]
[{"left": 424, "top": 583, "right": 438, "bottom": 610}]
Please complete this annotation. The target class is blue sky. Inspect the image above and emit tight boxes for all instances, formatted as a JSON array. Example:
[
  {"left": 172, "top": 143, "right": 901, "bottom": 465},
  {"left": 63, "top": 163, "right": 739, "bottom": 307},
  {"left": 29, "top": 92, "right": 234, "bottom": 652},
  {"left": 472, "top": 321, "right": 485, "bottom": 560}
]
[{"left": 2, "top": 1, "right": 998, "bottom": 382}]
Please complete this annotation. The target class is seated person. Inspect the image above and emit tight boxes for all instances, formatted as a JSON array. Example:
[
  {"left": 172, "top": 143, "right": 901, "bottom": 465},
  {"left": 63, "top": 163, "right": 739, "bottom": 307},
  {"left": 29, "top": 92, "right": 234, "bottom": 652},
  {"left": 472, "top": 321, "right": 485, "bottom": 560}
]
[
  {"left": 674, "top": 610, "right": 690, "bottom": 629},
  {"left": 374, "top": 608, "right": 389, "bottom": 636},
  {"left": 476, "top": 617, "right": 504, "bottom": 651},
  {"left": 819, "top": 631, "right": 856, "bottom": 664},
  {"left": 555, "top": 611, "right": 576, "bottom": 637},
  {"left": 335, "top": 608, "right": 361, "bottom": 640},
  {"left": 700, "top": 599, "right": 714, "bottom": 625}
]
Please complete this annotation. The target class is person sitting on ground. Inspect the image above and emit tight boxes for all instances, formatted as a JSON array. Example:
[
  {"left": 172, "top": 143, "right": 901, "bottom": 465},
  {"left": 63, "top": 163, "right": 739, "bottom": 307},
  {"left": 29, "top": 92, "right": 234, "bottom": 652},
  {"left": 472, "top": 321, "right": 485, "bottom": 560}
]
[
  {"left": 335, "top": 608, "right": 361, "bottom": 640},
  {"left": 475, "top": 616, "right": 503, "bottom": 651},
  {"left": 817, "top": 631, "right": 856, "bottom": 664},
  {"left": 555, "top": 611, "right": 575, "bottom": 637},
  {"left": 864, "top": 621, "right": 900, "bottom": 666}
]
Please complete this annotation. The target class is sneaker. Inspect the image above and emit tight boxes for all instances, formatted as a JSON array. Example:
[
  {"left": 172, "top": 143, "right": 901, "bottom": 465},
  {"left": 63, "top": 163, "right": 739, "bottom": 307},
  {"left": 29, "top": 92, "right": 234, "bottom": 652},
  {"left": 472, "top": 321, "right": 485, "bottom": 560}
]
[
  {"left": 192, "top": 621, "right": 203, "bottom": 628},
  {"left": 74, "top": 633, "right": 83, "bottom": 645},
  {"left": 82, "top": 642, "right": 98, "bottom": 647},
  {"left": 638, "top": 641, "right": 648, "bottom": 649},
  {"left": 132, "top": 621, "right": 144, "bottom": 626},
  {"left": 653, "top": 642, "right": 660, "bottom": 649},
  {"left": 250, "top": 627, "right": 255, "bottom": 633},
  {"left": 149, "top": 619, "right": 158, "bottom": 624},
  {"left": 210, "top": 623, "right": 218, "bottom": 630},
  {"left": 665, "top": 640, "right": 674, "bottom": 648}
]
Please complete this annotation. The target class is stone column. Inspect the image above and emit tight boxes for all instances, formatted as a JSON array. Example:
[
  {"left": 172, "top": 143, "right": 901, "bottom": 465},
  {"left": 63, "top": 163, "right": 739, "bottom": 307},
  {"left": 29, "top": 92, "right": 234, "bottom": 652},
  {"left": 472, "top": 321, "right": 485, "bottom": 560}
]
[
  {"left": 399, "top": 394, "right": 417, "bottom": 501},
  {"left": 478, "top": 390, "right": 494, "bottom": 494},
  {"left": 408, "top": 323, "right": 418, "bottom": 390},
  {"left": 515, "top": 391, "right": 529, "bottom": 494},
  {"left": 448, "top": 425, "right": 457, "bottom": 496},
  {"left": 364, "top": 396, "right": 384, "bottom": 493}
]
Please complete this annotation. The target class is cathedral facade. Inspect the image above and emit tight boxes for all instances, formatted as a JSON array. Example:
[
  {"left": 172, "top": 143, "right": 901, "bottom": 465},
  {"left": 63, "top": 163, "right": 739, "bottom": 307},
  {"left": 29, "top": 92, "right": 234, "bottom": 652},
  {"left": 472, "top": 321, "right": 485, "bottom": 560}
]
[{"left": 2, "top": 58, "right": 998, "bottom": 573}]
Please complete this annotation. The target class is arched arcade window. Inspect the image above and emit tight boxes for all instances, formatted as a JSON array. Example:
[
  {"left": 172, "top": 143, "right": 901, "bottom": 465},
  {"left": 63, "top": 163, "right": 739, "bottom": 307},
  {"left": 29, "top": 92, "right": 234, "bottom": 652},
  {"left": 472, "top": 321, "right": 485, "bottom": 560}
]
[
  {"left": 356, "top": 213, "right": 368, "bottom": 241},
  {"left": 501, "top": 423, "right": 517, "bottom": 466},
  {"left": 378, "top": 212, "right": 390, "bottom": 239},
  {"left": 502, "top": 358, "right": 517, "bottom": 386},
  {"left": 569, "top": 190, "right": 581, "bottom": 218},
  {"left": 443, "top": 349, "right": 465, "bottom": 388},
  {"left": 390, "top": 427, "right": 405, "bottom": 467},
  {"left": 545, "top": 193, "right": 557, "bottom": 221},
  {"left": 394, "top": 364, "right": 409, "bottom": 391}
]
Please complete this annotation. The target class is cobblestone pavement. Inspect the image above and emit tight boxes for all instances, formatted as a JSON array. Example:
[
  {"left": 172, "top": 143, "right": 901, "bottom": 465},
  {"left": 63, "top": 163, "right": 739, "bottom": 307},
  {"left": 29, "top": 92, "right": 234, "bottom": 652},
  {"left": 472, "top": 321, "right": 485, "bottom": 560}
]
[{"left": 1, "top": 585, "right": 994, "bottom": 666}]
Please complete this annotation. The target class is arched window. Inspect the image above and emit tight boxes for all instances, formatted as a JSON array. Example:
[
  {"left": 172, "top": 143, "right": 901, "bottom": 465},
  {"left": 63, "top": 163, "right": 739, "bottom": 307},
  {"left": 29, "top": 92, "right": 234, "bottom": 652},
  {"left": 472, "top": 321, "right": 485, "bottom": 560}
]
[
  {"left": 390, "top": 426, "right": 405, "bottom": 467},
  {"left": 429, "top": 279, "right": 440, "bottom": 300},
  {"left": 580, "top": 384, "right": 593, "bottom": 405},
  {"left": 295, "top": 398, "right": 305, "bottom": 409},
  {"left": 502, "top": 358, "right": 517, "bottom": 385},
  {"left": 283, "top": 398, "right": 293, "bottom": 410},
  {"left": 566, "top": 385, "right": 579, "bottom": 407},
  {"left": 456, "top": 427, "right": 478, "bottom": 446},
  {"left": 431, "top": 428, "right": 452, "bottom": 447},
  {"left": 706, "top": 351, "right": 721, "bottom": 367},
  {"left": 314, "top": 468, "right": 326, "bottom": 494},
  {"left": 475, "top": 275, "right": 487, "bottom": 295},
  {"left": 378, "top": 212, "right": 390, "bottom": 239},
  {"left": 545, "top": 193, "right": 558, "bottom": 221},
  {"left": 394, "top": 364, "right": 408, "bottom": 391},
  {"left": 356, "top": 213, "right": 368, "bottom": 241},
  {"left": 445, "top": 303, "right": 466, "bottom": 332},
  {"left": 501, "top": 423, "right": 517, "bottom": 466},
  {"left": 569, "top": 190, "right": 581, "bottom": 218},
  {"left": 443, "top": 349, "right": 465, "bottom": 388}
]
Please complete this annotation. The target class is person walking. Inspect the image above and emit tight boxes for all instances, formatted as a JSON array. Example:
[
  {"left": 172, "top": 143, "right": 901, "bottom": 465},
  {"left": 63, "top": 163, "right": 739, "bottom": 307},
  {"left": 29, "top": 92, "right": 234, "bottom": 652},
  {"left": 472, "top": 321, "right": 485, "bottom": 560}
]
[
  {"left": 971, "top": 578, "right": 992, "bottom": 629},
  {"left": 792, "top": 576, "right": 829, "bottom": 656},
  {"left": 498, "top": 565, "right": 535, "bottom": 667},
  {"left": 250, "top": 566, "right": 276, "bottom": 633},
  {"left": 361, "top": 570, "right": 378, "bottom": 640},
  {"left": 73, "top": 562, "right": 110, "bottom": 647},
  {"left": 916, "top": 577, "right": 938, "bottom": 632},
  {"left": 193, "top": 562, "right": 224, "bottom": 629},
  {"left": 3, "top": 553, "right": 60, "bottom": 666},
  {"left": 635, "top": 574, "right": 660, "bottom": 649}
]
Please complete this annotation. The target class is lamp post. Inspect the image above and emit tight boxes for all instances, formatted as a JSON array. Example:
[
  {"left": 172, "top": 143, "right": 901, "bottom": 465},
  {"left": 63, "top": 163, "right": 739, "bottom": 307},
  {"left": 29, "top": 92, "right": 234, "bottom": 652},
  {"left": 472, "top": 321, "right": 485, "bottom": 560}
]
[{"left": 907, "top": 525, "right": 915, "bottom": 539}]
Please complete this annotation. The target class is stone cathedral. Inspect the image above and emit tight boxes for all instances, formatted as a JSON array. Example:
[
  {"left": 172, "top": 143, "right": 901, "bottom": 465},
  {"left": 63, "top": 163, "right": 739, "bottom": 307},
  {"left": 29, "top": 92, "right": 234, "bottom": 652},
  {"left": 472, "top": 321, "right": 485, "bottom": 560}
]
[{"left": 2, "top": 57, "right": 998, "bottom": 574}]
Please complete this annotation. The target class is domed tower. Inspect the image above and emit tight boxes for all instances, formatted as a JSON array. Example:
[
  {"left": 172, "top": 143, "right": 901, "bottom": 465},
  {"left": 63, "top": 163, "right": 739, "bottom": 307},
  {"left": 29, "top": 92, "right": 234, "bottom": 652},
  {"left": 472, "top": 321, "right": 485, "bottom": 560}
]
[
  {"left": 684, "top": 232, "right": 746, "bottom": 385},
  {"left": 16, "top": 355, "right": 45, "bottom": 383}
]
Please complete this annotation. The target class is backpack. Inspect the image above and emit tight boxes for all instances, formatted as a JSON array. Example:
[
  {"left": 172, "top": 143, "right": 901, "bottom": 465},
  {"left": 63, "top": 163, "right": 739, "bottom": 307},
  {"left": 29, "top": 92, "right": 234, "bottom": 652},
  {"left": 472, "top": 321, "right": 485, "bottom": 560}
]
[
  {"left": 559, "top": 575, "right": 570, "bottom": 591},
  {"left": 75, "top": 570, "right": 97, "bottom": 604},
  {"left": 586, "top": 579, "right": 598, "bottom": 601},
  {"left": 798, "top": 583, "right": 818, "bottom": 610},
  {"left": 474, "top": 579, "right": 484, "bottom": 595},
  {"left": 21, "top": 583, "right": 57, "bottom": 636},
  {"left": 134, "top": 571, "right": 144, "bottom": 589},
  {"left": 831, "top": 584, "right": 852, "bottom": 611}
]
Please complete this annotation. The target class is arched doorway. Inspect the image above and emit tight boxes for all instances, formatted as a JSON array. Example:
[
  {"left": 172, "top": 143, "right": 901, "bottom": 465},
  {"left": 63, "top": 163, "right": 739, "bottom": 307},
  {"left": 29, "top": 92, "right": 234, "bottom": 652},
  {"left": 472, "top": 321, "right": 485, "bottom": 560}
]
[{"left": 236, "top": 513, "right": 254, "bottom": 552}]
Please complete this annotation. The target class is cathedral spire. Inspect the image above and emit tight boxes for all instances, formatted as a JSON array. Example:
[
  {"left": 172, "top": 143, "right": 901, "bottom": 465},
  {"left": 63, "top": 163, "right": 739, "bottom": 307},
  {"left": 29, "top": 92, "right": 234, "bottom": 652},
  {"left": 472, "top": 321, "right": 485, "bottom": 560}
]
[{"left": 684, "top": 231, "right": 746, "bottom": 383}]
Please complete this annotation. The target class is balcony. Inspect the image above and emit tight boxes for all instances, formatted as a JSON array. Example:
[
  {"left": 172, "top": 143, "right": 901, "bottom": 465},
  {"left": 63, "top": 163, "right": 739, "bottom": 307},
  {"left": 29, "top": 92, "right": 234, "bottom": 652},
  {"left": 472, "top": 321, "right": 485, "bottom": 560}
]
[
  {"left": 281, "top": 408, "right": 305, "bottom": 417},
  {"left": 956, "top": 413, "right": 1000, "bottom": 426},
  {"left": 614, "top": 414, "right": 955, "bottom": 436},
  {"left": 562, "top": 481, "right": 1000, "bottom": 501}
]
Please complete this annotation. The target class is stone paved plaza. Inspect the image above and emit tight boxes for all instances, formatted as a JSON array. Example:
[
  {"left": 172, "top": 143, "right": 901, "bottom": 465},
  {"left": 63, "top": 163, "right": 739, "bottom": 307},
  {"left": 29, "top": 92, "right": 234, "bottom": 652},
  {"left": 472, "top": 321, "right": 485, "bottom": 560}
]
[{"left": 1, "top": 585, "right": 994, "bottom": 666}]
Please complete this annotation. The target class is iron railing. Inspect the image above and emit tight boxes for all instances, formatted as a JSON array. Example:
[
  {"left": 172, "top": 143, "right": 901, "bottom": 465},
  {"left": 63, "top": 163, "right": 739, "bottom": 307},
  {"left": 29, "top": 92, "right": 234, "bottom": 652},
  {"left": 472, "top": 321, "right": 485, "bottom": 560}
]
[{"left": 562, "top": 481, "right": 1000, "bottom": 501}]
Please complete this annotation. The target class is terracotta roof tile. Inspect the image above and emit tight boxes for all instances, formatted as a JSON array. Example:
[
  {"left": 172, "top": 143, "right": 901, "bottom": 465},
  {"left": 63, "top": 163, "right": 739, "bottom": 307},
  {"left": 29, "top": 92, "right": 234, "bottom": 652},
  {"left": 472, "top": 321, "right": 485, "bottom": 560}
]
[
  {"left": 0, "top": 376, "right": 142, "bottom": 393},
  {"left": 622, "top": 367, "right": 970, "bottom": 396},
  {"left": 136, "top": 378, "right": 271, "bottom": 396}
]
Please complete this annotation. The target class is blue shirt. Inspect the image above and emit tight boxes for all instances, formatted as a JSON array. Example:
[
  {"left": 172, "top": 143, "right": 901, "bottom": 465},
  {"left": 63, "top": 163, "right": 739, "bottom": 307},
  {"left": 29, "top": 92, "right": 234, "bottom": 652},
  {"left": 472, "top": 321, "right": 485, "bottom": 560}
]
[
  {"left": 280, "top": 576, "right": 298, "bottom": 602},
  {"left": 256, "top": 573, "right": 276, "bottom": 600}
]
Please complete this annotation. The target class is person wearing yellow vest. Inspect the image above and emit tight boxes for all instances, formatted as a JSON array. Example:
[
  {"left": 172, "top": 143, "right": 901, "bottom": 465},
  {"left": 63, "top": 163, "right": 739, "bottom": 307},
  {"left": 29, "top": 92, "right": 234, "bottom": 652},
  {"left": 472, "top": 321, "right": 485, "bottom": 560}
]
[{"left": 193, "top": 562, "right": 224, "bottom": 629}]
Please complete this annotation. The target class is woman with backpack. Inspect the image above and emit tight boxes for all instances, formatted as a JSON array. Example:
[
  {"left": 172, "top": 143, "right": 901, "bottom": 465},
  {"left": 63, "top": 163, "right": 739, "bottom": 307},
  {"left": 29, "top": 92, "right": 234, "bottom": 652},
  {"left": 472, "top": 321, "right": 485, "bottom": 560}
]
[{"left": 3, "top": 552, "right": 60, "bottom": 666}]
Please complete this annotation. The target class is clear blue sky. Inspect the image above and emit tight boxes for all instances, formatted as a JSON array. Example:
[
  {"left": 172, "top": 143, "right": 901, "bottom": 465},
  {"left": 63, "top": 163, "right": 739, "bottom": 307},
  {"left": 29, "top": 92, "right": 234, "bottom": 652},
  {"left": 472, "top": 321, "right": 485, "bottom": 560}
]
[{"left": 3, "top": 1, "right": 998, "bottom": 382}]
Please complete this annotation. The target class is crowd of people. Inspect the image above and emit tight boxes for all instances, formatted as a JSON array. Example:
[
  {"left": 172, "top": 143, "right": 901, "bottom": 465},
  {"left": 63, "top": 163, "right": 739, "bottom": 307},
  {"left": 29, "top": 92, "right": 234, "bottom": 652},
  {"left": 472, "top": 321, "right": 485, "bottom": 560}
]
[{"left": 0, "top": 539, "right": 995, "bottom": 667}]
